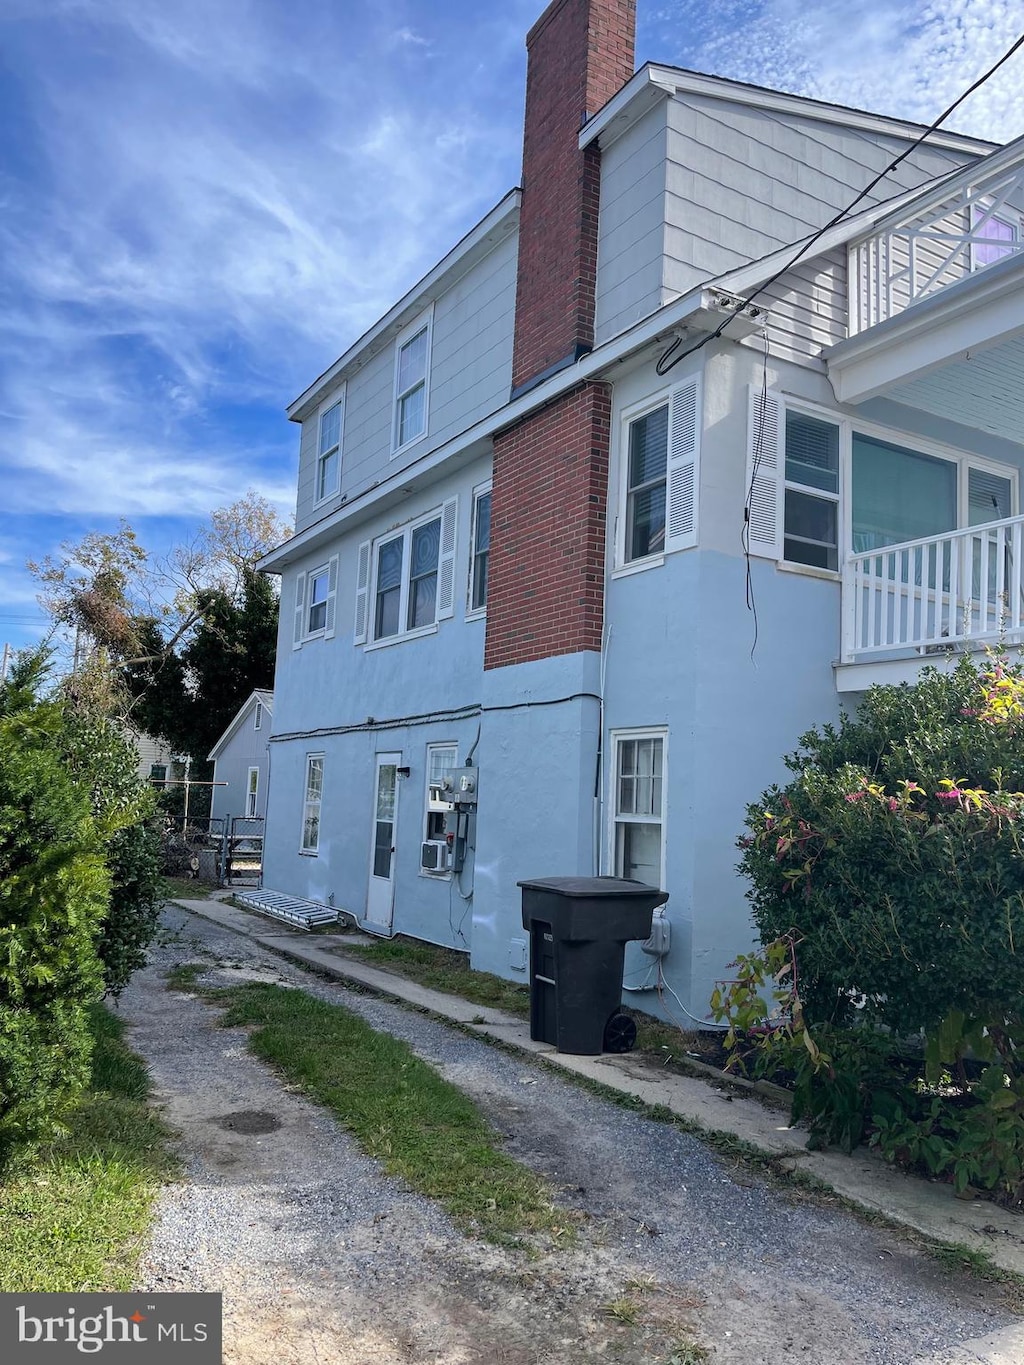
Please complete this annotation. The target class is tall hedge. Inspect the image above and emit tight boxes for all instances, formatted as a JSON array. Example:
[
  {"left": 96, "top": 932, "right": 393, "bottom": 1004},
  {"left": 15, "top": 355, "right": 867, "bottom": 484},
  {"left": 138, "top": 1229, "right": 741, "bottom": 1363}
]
[{"left": 0, "top": 705, "right": 109, "bottom": 1167}]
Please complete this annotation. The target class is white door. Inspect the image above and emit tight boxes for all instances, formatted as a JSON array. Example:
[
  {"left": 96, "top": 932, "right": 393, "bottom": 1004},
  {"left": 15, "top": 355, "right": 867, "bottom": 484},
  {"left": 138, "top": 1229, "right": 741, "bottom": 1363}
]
[{"left": 366, "top": 752, "right": 400, "bottom": 929}]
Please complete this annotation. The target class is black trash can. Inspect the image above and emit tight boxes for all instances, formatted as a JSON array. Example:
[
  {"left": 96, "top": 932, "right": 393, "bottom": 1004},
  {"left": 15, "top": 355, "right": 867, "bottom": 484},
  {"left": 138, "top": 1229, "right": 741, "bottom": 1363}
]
[{"left": 518, "top": 875, "right": 668, "bottom": 1056}]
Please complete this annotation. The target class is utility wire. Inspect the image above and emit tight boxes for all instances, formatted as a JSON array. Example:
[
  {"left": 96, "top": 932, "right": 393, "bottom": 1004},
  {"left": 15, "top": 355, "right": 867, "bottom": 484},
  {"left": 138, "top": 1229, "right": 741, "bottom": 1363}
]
[{"left": 656, "top": 27, "right": 1024, "bottom": 377}]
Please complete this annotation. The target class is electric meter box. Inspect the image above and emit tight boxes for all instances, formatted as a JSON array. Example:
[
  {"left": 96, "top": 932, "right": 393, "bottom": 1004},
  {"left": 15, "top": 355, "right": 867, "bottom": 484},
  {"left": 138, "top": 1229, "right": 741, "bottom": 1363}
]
[{"left": 518, "top": 876, "right": 668, "bottom": 1055}]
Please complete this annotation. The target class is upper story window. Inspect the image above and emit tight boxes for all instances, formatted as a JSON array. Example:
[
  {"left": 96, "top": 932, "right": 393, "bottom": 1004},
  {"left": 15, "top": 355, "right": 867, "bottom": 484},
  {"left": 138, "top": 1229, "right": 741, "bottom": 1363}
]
[
  {"left": 784, "top": 410, "right": 840, "bottom": 571},
  {"left": 316, "top": 397, "right": 343, "bottom": 503},
  {"left": 307, "top": 567, "right": 330, "bottom": 635},
  {"left": 625, "top": 403, "right": 669, "bottom": 562},
  {"left": 617, "top": 380, "right": 701, "bottom": 570},
  {"left": 469, "top": 486, "right": 491, "bottom": 613},
  {"left": 254, "top": 701, "right": 263, "bottom": 731},
  {"left": 355, "top": 498, "right": 458, "bottom": 647},
  {"left": 747, "top": 388, "right": 1018, "bottom": 570},
  {"left": 293, "top": 556, "right": 339, "bottom": 647},
  {"left": 393, "top": 308, "right": 432, "bottom": 453},
  {"left": 971, "top": 205, "right": 1018, "bottom": 269}
]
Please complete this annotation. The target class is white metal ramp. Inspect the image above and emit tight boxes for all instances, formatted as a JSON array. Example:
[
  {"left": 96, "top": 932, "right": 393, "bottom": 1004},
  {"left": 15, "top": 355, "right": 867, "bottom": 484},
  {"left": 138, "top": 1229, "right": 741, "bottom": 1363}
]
[{"left": 233, "top": 887, "right": 344, "bottom": 930}]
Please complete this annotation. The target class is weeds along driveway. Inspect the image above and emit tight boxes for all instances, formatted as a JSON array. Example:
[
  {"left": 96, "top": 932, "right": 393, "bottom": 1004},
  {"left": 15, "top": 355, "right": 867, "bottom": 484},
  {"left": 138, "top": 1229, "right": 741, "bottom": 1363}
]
[{"left": 118, "top": 907, "right": 1020, "bottom": 1365}]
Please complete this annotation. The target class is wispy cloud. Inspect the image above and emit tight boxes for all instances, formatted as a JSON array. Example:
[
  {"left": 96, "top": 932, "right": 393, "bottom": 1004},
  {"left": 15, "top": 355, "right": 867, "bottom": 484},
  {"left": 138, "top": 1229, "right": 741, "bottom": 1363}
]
[{"left": 645, "top": 0, "right": 1024, "bottom": 139}]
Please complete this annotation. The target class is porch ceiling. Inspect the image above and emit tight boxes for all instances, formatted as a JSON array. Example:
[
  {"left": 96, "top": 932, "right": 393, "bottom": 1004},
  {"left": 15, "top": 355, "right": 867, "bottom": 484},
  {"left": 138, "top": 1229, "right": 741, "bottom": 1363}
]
[
  {"left": 826, "top": 251, "right": 1024, "bottom": 434},
  {"left": 885, "top": 333, "right": 1024, "bottom": 445}
]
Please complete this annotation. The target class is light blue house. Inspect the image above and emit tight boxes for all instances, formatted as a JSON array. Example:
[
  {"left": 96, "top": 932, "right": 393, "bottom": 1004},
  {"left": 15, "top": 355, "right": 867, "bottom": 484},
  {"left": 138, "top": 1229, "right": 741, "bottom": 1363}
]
[
  {"left": 259, "top": 0, "right": 1024, "bottom": 1023},
  {"left": 209, "top": 690, "right": 273, "bottom": 830}
]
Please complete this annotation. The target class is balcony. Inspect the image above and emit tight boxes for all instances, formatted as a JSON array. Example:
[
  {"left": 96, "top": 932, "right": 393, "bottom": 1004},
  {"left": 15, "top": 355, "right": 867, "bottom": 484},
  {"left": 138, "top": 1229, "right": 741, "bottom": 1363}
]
[
  {"left": 838, "top": 514, "right": 1024, "bottom": 688},
  {"left": 828, "top": 140, "right": 1024, "bottom": 443}
]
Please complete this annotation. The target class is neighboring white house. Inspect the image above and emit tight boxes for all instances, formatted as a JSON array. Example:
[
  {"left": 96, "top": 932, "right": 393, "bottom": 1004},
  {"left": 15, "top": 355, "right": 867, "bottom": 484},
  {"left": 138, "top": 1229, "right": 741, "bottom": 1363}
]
[
  {"left": 208, "top": 690, "right": 273, "bottom": 828},
  {"left": 257, "top": 0, "right": 1024, "bottom": 1021},
  {"left": 126, "top": 727, "right": 176, "bottom": 786}
]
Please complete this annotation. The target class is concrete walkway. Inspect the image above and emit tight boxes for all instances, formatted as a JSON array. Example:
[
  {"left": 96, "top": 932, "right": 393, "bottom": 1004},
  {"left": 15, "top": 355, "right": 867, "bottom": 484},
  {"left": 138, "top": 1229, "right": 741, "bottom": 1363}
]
[{"left": 170, "top": 896, "right": 1024, "bottom": 1282}]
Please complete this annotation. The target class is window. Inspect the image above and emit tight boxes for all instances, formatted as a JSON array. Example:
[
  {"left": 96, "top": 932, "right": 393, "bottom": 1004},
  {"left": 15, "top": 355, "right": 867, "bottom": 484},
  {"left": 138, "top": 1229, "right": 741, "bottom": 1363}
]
[
  {"left": 784, "top": 410, "right": 840, "bottom": 570},
  {"left": 316, "top": 398, "right": 343, "bottom": 502},
  {"left": 424, "top": 742, "right": 457, "bottom": 853},
  {"left": 246, "top": 767, "right": 259, "bottom": 819},
  {"left": 469, "top": 487, "right": 491, "bottom": 612},
  {"left": 254, "top": 701, "right": 263, "bottom": 731},
  {"left": 307, "top": 567, "right": 330, "bottom": 635},
  {"left": 971, "top": 205, "right": 1018, "bottom": 269},
  {"left": 393, "top": 309, "right": 432, "bottom": 452},
  {"left": 361, "top": 498, "right": 457, "bottom": 646},
  {"left": 612, "top": 733, "right": 665, "bottom": 887},
  {"left": 149, "top": 763, "right": 167, "bottom": 787},
  {"left": 301, "top": 755, "right": 323, "bottom": 854},
  {"left": 625, "top": 403, "right": 668, "bottom": 562}
]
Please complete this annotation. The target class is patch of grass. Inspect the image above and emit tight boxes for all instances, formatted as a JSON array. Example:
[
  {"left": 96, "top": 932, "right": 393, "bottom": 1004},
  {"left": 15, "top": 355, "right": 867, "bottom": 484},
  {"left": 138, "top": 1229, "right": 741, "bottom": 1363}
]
[
  {"left": 665, "top": 1341, "right": 711, "bottom": 1365},
  {"left": 0, "top": 1004, "right": 176, "bottom": 1292},
  {"left": 209, "top": 981, "right": 570, "bottom": 1248},
  {"left": 602, "top": 1296, "right": 641, "bottom": 1324},
  {"left": 342, "top": 937, "right": 532, "bottom": 1018},
  {"left": 161, "top": 876, "right": 211, "bottom": 902},
  {"left": 164, "top": 961, "right": 209, "bottom": 992}
]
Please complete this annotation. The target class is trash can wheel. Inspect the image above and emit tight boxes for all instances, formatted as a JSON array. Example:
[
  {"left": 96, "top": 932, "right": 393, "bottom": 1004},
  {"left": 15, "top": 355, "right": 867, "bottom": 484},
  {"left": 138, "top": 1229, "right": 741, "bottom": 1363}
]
[{"left": 603, "top": 1013, "right": 637, "bottom": 1054}]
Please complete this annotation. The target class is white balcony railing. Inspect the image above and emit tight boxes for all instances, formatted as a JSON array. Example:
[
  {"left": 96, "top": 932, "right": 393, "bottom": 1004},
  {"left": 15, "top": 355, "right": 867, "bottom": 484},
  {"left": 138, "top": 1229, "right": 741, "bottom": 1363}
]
[
  {"left": 849, "top": 149, "right": 1024, "bottom": 333},
  {"left": 842, "top": 514, "right": 1024, "bottom": 663}
]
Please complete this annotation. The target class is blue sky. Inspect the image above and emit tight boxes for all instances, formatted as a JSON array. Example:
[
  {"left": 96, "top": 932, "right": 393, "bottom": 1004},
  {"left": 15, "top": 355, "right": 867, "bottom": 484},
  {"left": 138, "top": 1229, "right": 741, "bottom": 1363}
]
[{"left": 2, "top": 0, "right": 1023, "bottom": 651}]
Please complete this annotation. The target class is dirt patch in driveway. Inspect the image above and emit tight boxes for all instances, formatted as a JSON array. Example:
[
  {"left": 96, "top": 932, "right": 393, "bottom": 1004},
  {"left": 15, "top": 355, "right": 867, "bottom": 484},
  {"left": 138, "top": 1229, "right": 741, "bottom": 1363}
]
[{"left": 121, "top": 911, "right": 1021, "bottom": 1365}]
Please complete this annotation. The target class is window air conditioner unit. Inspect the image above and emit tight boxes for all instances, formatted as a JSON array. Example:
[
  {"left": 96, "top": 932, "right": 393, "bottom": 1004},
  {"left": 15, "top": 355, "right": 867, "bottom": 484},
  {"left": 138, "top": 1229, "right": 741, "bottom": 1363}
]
[{"left": 420, "top": 840, "right": 450, "bottom": 872}]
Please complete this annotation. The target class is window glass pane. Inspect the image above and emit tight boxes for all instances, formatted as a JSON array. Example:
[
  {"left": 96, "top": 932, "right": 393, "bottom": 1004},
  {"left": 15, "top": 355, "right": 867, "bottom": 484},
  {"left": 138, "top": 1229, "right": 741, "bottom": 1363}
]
[
  {"left": 377, "top": 539, "right": 403, "bottom": 592},
  {"left": 318, "top": 449, "right": 338, "bottom": 500},
  {"left": 628, "top": 484, "right": 666, "bottom": 560},
  {"left": 972, "top": 207, "right": 1016, "bottom": 267},
  {"left": 319, "top": 401, "right": 341, "bottom": 454},
  {"left": 399, "top": 384, "right": 425, "bottom": 445},
  {"left": 472, "top": 489, "right": 492, "bottom": 609},
  {"left": 617, "top": 823, "right": 661, "bottom": 884},
  {"left": 308, "top": 571, "right": 328, "bottom": 632},
  {"left": 785, "top": 411, "right": 839, "bottom": 493},
  {"left": 785, "top": 490, "right": 837, "bottom": 545},
  {"left": 628, "top": 405, "right": 668, "bottom": 489},
  {"left": 852, "top": 435, "right": 956, "bottom": 552},
  {"left": 306, "top": 758, "right": 323, "bottom": 799},
  {"left": 969, "top": 468, "right": 1013, "bottom": 525},
  {"left": 408, "top": 519, "right": 440, "bottom": 629},
  {"left": 398, "top": 327, "right": 428, "bottom": 393},
  {"left": 375, "top": 538, "right": 403, "bottom": 637}
]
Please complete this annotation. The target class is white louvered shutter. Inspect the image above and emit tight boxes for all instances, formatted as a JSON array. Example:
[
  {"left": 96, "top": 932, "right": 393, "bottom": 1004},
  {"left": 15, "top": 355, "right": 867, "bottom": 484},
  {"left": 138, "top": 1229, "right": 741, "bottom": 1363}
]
[
  {"left": 746, "top": 386, "right": 783, "bottom": 559},
  {"left": 324, "top": 555, "right": 339, "bottom": 639},
  {"left": 664, "top": 378, "right": 701, "bottom": 554},
  {"left": 292, "top": 571, "right": 307, "bottom": 648},
  {"left": 353, "top": 540, "right": 371, "bottom": 644},
  {"left": 436, "top": 497, "right": 458, "bottom": 619}
]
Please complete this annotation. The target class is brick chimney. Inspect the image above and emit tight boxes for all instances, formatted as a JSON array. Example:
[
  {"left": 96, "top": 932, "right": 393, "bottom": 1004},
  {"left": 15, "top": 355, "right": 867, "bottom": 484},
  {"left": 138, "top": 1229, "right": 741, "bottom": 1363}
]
[{"left": 485, "top": 0, "right": 636, "bottom": 672}]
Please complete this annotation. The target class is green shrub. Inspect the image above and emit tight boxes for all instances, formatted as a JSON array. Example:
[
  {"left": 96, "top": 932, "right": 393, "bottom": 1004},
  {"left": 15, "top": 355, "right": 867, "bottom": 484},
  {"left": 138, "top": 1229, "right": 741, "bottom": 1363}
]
[
  {"left": 730, "top": 655, "right": 1024, "bottom": 1204},
  {"left": 0, "top": 705, "right": 108, "bottom": 1168},
  {"left": 739, "top": 655, "right": 1024, "bottom": 1034}
]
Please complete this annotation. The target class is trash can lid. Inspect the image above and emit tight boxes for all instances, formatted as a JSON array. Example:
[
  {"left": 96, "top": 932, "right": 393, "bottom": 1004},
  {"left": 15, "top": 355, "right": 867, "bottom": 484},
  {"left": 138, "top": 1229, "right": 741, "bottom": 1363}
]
[{"left": 517, "top": 874, "right": 666, "bottom": 898}]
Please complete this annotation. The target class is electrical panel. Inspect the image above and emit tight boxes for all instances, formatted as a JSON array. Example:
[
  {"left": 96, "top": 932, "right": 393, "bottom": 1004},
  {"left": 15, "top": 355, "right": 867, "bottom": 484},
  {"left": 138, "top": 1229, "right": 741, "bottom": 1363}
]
[{"left": 430, "top": 766, "right": 479, "bottom": 807}]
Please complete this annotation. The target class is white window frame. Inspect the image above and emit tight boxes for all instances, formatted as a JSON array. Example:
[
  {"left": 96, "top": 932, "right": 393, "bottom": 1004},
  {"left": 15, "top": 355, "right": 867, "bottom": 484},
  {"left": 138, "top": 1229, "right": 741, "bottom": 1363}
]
[
  {"left": 391, "top": 306, "right": 433, "bottom": 456},
  {"left": 970, "top": 204, "right": 1020, "bottom": 272},
  {"left": 422, "top": 742, "right": 458, "bottom": 875},
  {"left": 608, "top": 729, "right": 667, "bottom": 889},
  {"left": 314, "top": 392, "right": 344, "bottom": 506},
  {"left": 783, "top": 407, "right": 841, "bottom": 573},
  {"left": 364, "top": 498, "right": 457, "bottom": 650},
  {"left": 300, "top": 754, "right": 324, "bottom": 855},
  {"left": 246, "top": 766, "right": 260, "bottom": 819},
  {"left": 467, "top": 483, "right": 492, "bottom": 617},
  {"left": 254, "top": 700, "right": 263, "bottom": 731},
  {"left": 618, "top": 391, "right": 670, "bottom": 569},
  {"left": 306, "top": 564, "right": 331, "bottom": 637},
  {"left": 753, "top": 393, "right": 1019, "bottom": 578}
]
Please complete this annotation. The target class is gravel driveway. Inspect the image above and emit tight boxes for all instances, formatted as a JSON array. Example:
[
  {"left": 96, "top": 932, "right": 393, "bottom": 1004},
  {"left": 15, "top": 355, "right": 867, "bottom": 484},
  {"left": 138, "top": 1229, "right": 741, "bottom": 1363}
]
[{"left": 117, "top": 907, "right": 1020, "bottom": 1364}]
